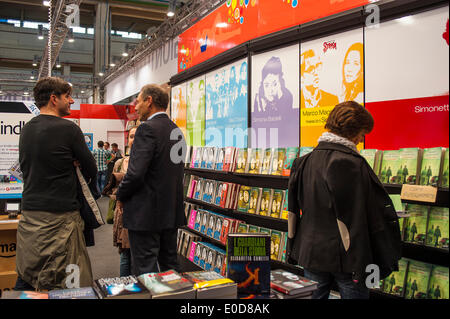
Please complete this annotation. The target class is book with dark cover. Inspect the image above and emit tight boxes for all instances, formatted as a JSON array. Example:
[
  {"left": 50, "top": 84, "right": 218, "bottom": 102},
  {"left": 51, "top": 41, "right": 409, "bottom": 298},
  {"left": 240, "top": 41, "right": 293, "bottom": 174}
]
[
  {"left": 183, "top": 271, "right": 237, "bottom": 299},
  {"left": 381, "top": 258, "right": 409, "bottom": 297},
  {"left": 48, "top": 287, "right": 98, "bottom": 299},
  {"left": 234, "top": 148, "right": 248, "bottom": 173},
  {"left": 248, "top": 187, "right": 262, "bottom": 215},
  {"left": 425, "top": 207, "right": 449, "bottom": 249},
  {"left": 271, "top": 148, "right": 286, "bottom": 176},
  {"left": 270, "top": 269, "right": 318, "bottom": 296},
  {"left": 269, "top": 189, "right": 284, "bottom": 219},
  {"left": 247, "top": 148, "right": 263, "bottom": 174},
  {"left": 94, "top": 275, "right": 150, "bottom": 299},
  {"left": 419, "top": 147, "right": 444, "bottom": 186},
  {"left": 404, "top": 260, "right": 432, "bottom": 299},
  {"left": 260, "top": 148, "right": 274, "bottom": 175},
  {"left": 282, "top": 147, "right": 299, "bottom": 176},
  {"left": 138, "top": 270, "right": 195, "bottom": 299},
  {"left": 403, "top": 204, "right": 429, "bottom": 245},
  {"left": 237, "top": 185, "right": 251, "bottom": 213},
  {"left": 257, "top": 188, "right": 273, "bottom": 217},
  {"left": 427, "top": 265, "right": 449, "bottom": 299}
]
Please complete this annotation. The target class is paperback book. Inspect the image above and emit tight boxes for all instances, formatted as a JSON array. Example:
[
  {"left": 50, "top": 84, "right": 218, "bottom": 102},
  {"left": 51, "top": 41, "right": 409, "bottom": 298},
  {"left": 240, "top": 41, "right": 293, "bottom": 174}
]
[
  {"left": 404, "top": 260, "right": 432, "bottom": 299},
  {"left": 260, "top": 148, "right": 274, "bottom": 175},
  {"left": 258, "top": 188, "right": 273, "bottom": 217},
  {"left": 403, "top": 204, "right": 429, "bottom": 245},
  {"left": 200, "top": 147, "right": 209, "bottom": 169},
  {"left": 425, "top": 207, "right": 449, "bottom": 249},
  {"left": 282, "top": 147, "right": 299, "bottom": 176},
  {"left": 234, "top": 148, "right": 248, "bottom": 173},
  {"left": 399, "top": 147, "right": 422, "bottom": 185},
  {"left": 247, "top": 148, "right": 263, "bottom": 174},
  {"left": 206, "top": 147, "right": 216, "bottom": 169},
  {"left": 94, "top": 275, "right": 150, "bottom": 299},
  {"left": 138, "top": 270, "right": 195, "bottom": 299},
  {"left": 226, "top": 233, "right": 271, "bottom": 295},
  {"left": 237, "top": 185, "right": 251, "bottom": 212},
  {"left": 248, "top": 187, "right": 262, "bottom": 215},
  {"left": 270, "top": 269, "right": 318, "bottom": 296},
  {"left": 270, "top": 230, "right": 283, "bottom": 261},
  {"left": 381, "top": 258, "right": 409, "bottom": 297},
  {"left": 379, "top": 150, "right": 402, "bottom": 184},
  {"left": 299, "top": 147, "right": 314, "bottom": 157},
  {"left": 271, "top": 148, "right": 286, "bottom": 176},
  {"left": 223, "top": 147, "right": 236, "bottom": 172},
  {"left": 427, "top": 265, "right": 449, "bottom": 299},
  {"left": 419, "top": 147, "right": 444, "bottom": 186},
  {"left": 48, "top": 287, "right": 98, "bottom": 299},
  {"left": 215, "top": 147, "right": 225, "bottom": 171},
  {"left": 269, "top": 189, "right": 284, "bottom": 219},
  {"left": 442, "top": 148, "right": 449, "bottom": 188}
]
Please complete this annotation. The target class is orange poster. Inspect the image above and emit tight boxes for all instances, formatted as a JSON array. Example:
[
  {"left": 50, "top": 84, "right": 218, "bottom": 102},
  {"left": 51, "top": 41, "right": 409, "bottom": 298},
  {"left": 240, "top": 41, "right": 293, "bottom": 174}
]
[{"left": 178, "top": 0, "right": 369, "bottom": 72}]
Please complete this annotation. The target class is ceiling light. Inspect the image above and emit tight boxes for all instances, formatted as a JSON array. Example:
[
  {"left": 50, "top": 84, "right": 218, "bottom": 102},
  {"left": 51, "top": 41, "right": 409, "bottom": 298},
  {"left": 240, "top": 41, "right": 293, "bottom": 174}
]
[
  {"left": 32, "top": 62, "right": 37, "bottom": 67},
  {"left": 68, "top": 28, "right": 74, "bottom": 43},
  {"left": 98, "top": 72, "right": 104, "bottom": 77},
  {"left": 81, "top": 90, "right": 85, "bottom": 94},
  {"left": 38, "top": 24, "right": 44, "bottom": 40},
  {"left": 122, "top": 52, "right": 128, "bottom": 57},
  {"left": 30, "top": 76, "right": 35, "bottom": 79},
  {"left": 167, "top": 0, "right": 176, "bottom": 17},
  {"left": 110, "top": 63, "right": 116, "bottom": 67},
  {"left": 43, "top": 1, "right": 50, "bottom": 6}
]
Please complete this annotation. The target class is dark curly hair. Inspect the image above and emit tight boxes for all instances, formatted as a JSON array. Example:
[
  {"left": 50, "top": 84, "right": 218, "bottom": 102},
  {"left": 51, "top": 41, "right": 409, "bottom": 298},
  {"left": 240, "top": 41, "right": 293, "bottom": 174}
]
[
  {"left": 325, "top": 101, "right": 374, "bottom": 139},
  {"left": 33, "top": 77, "right": 72, "bottom": 109}
]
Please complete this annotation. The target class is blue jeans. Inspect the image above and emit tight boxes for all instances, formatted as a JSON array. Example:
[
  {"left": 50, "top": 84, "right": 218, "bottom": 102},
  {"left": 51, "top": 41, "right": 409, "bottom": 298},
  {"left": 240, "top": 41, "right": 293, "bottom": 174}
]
[
  {"left": 120, "top": 249, "right": 132, "bottom": 277},
  {"left": 97, "top": 170, "right": 107, "bottom": 194},
  {"left": 304, "top": 269, "right": 369, "bottom": 299}
]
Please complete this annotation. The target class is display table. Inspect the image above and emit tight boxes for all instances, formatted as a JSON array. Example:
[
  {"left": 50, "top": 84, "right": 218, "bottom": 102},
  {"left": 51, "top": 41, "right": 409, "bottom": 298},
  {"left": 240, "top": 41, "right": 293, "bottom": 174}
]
[{"left": 0, "top": 214, "right": 20, "bottom": 296}]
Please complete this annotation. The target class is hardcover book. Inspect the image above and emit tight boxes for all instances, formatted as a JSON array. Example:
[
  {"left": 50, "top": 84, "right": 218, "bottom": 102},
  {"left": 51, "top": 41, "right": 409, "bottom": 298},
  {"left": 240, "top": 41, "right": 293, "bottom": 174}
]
[
  {"left": 48, "top": 287, "right": 98, "bottom": 299},
  {"left": 271, "top": 148, "right": 286, "bottom": 176},
  {"left": 427, "top": 265, "right": 449, "bottom": 299},
  {"left": 226, "top": 233, "right": 271, "bottom": 295},
  {"left": 137, "top": 270, "right": 195, "bottom": 299},
  {"left": 425, "top": 207, "right": 449, "bottom": 249},
  {"left": 94, "top": 275, "right": 150, "bottom": 299},
  {"left": 282, "top": 147, "right": 299, "bottom": 176},
  {"left": 237, "top": 185, "right": 251, "bottom": 213},
  {"left": 404, "top": 260, "right": 432, "bottom": 299},
  {"left": 269, "top": 230, "right": 283, "bottom": 261},
  {"left": 399, "top": 147, "right": 422, "bottom": 185},
  {"left": 215, "top": 147, "right": 225, "bottom": 171},
  {"left": 419, "top": 147, "right": 444, "bottom": 186},
  {"left": 269, "top": 189, "right": 284, "bottom": 219},
  {"left": 234, "top": 148, "right": 248, "bottom": 174},
  {"left": 257, "top": 188, "right": 273, "bottom": 217},
  {"left": 247, "top": 148, "right": 263, "bottom": 174},
  {"left": 403, "top": 204, "right": 429, "bottom": 245},
  {"left": 441, "top": 148, "right": 449, "bottom": 188},
  {"left": 381, "top": 258, "right": 409, "bottom": 297},
  {"left": 248, "top": 187, "right": 262, "bottom": 215},
  {"left": 270, "top": 269, "right": 318, "bottom": 296},
  {"left": 260, "top": 148, "right": 274, "bottom": 175},
  {"left": 379, "top": 150, "right": 402, "bottom": 184}
]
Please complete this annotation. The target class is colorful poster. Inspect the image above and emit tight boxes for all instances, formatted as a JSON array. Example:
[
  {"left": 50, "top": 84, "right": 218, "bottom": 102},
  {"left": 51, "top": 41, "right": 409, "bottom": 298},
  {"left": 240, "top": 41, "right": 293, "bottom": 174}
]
[
  {"left": 178, "top": 0, "right": 369, "bottom": 72},
  {"left": 300, "top": 28, "right": 364, "bottom": 148},
  {"left": 186, "top": 75, "right": 206, "bottom": 146},
  {"left": 84, "top": 133, "right": 93, "bottom": 151},
  {"left": 171, "top": 83, "right": 187, "bottom": 139},
  {"left": 365, "top": 7, "right": 449, "bottom": 150},
  {"left": 205, "top": 58, "right": 248, "bottom": 148},
  {"left": 251, "top": 44, "right": 299, "bottom": 148}
]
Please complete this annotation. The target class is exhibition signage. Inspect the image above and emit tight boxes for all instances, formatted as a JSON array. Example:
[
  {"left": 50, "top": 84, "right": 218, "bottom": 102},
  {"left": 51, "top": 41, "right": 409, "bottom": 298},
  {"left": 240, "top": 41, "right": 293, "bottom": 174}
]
[{"left": 178, "top": 0, "right": 370, "bottom": 72}]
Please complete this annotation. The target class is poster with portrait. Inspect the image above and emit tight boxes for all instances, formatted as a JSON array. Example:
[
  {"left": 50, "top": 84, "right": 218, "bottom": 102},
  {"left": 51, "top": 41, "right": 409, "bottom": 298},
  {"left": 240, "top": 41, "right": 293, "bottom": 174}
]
[
  {"left": 205, "top": 58, "right": 248, "bottom": 148},
  {"left": 251, "top": 44, "right": 300, "bottom": 148},
  {"left": 186, "top": 75, "right": 206, "bottom": 146},
  {"left": 300, "top": 28, "right": 364, "bottom": 147},
  {"left": 365, "top": 7, "right": 449, "bottom": 150},
  {"left": 84, "top": 133, "right": 93, "bottom": 151},
  {"left": 171, "top": 82, "right": 187, "bottom": 140}
]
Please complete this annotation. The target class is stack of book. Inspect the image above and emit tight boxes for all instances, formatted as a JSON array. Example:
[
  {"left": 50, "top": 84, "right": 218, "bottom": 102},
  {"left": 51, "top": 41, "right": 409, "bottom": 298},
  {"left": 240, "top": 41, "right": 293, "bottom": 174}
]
[
  {"left": 183, "top": 271, "right": 237, "bottom": 299},
  {"left": 189, "top": 241, "right": 227, "bottom": 276},
  {"left": 137, "top": 270, "right": 195, "bottom": 299},
  {"left": 93, "top": 275, "right": 150, "bottom": 299},
  {"left": 270, "top": 269, "right": 318, "bottom": 299}
]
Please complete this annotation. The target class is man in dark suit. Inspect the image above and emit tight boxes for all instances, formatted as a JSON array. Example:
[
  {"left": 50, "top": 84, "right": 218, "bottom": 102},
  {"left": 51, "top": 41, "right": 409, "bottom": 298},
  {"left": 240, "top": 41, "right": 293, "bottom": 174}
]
[{"left": 116, "top": 84, "right": 187, "bottom": 276}]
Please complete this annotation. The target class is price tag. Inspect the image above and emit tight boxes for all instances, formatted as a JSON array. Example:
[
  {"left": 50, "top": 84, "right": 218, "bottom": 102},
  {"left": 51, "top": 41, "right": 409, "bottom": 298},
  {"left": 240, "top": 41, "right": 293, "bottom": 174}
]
[{"left": 400, "top": 185, "right": 438, "bottom": 203}]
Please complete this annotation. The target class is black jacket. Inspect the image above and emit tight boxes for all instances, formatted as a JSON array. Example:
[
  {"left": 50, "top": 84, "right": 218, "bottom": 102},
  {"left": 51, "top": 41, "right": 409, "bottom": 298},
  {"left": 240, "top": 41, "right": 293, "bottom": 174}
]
[
  {"left": 116, "top": 113, "right": 187, "bottom": 231},
  {"left": 288, "top": 142, "right": 402, "bottom": 283}
]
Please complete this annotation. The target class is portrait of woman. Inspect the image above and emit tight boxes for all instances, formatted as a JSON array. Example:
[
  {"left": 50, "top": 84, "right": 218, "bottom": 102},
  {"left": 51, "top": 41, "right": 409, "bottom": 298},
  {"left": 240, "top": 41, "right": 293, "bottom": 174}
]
[{"left": 339, "top": 42, "right": 364, "bottom": 104}]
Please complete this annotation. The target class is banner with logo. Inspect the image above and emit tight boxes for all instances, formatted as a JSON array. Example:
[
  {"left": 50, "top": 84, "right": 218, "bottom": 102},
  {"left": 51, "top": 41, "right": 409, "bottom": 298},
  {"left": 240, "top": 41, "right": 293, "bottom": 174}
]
[
  {"left": 205, "top": 58, "right": 248, "bottom": 148},
  {"left": 300, "top": 28, "right": 364, "bottom": 148},
  {"left": 178, "top": 0, "right": 369, "bottom": 72}
]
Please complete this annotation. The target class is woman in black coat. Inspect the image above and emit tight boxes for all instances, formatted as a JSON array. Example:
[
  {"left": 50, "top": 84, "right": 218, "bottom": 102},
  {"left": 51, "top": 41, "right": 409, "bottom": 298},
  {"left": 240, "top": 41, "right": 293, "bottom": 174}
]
[{"left": 287, "top": 101, "right": 402, "bottom": 299}]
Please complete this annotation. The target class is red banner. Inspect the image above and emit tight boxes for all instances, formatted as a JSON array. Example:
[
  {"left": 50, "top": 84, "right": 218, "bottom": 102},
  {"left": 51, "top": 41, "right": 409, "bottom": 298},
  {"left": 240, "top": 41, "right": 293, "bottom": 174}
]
[
  {"left": 178, "top": 0, "right": 369, "bottom": 72},
  {"left": 365, "top": 95, "right": 449, "bottom": 150}
]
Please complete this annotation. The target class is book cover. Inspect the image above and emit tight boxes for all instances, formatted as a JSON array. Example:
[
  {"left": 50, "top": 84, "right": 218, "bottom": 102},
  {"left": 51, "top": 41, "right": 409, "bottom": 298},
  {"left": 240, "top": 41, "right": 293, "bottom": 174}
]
[
  {"left": 213, "top": 216, "right": 224, "bottom": 241},
  {"left": 193, "top": 178, "right": 203, "bottom": 200},
  {"left": 270, "top": 230, "right": 283, "bottom": 261},
  {"left": 206, "top": 213, "right": 217, "bottom": 238},
  {"left": 49, "top": 287, "right": 98, "bottom": 299},
  {"left": 427, "top": 265, "right": 449, "bottom": 299},
  {"left": 223, "top": 147, "right": 236, "bottom": 172},
  {"left": 280, "top": 232, "right": 287, "bottom": 262},
  {"left": 271, "top": 148, "right": 286, "bottom": 176},
  {"left": 204, "top": 248, "right": 217, "bottom": 271},
  {"left": 237, "top": 223, "right": 249, "bottom": 233},
  {"left": 194, "top": 210, "right": 203, "bottom": 232},
  {"left": 206, "top": 147, "right": 216, "bottom": 169},
  {"left": 95, "top": 276, "right": 150, "bottom": 299},
  {"left": 248, "top": 225, "right": 260, "bottom": 233},
  {"left": 200, "top": 147, "right": 209, "bottom": 169},
  {"left": 215, "top": 147, "right": 225, "bottom": 171},
  {"left": 137, "top": 270, "right": 194, "bottom": 299},
  {"left": 184, "top": 145, "right": 193, "bottom": 168},
  {"left": 248, "top": 148, "right": 263, "bottom": 174},
  {"left": 389, "top": 194, "right": 405, "bottom": 213},
  {"left": 269, "top": 189, "right": 284, "bottom": 219},
  {"left": 187, "top": 209, "right": 197, "bottom": 229},
  {"left": 1, "top": 291, "right": 49, "bottom": 299},
  {"left": 299, "top": 147, "right": 314, "bottom": 157},
  {"left": 193, "top": 147, "right": 203, "bottom": 168},
  {"left": 258, "top": 188, "right": 273, "bottom": 217},
  {"left": 404, "top": 260, "right": 432, "bottom": 299},
  {"left": 219, "top": 183, "right": 230, "bottom": 208},
  {"left": 248, "top": 187, "right": 262, "bottom": 215},
  {"left": 190, "top": 146, "right": 198, "bottom": 168},
  {"left": 237, "top": 185, "right": 251, "bottom": 213},
  {"left": 360, "top": 149, "right": 378, "bottom": 171},
  {"left": 270, "top": 269, "right": 318, "bottom": 296},
  {"left": 403, "top": 204, "right": 429, "bottom": 245},
  {"left": 441, "top": 148, "right": 449, "bottom": 188},
  {"left": 188, "top": 241, "right": 198, "bottom": 262},
  {"left": 281, "top": 191, "right": 289, "bottom": 220},
  {"left": 193, "top": 242, "right": 203, "bottom": 265},
  {"left": 260, "top": 148, "right": 274, "bottom": 175},
  {"left": 399, "top": 147, "right": 422, "bottom": 185},
  {"left": 259, "top": 227, "right": 271, "bottom": 235},
  {"left": 213, "top": 182, "right": 224, "bottom": 206},
  {"left": 282, "top": 147, "right": 299, "bottom": 176},
  {"left": 199, "top": 244, "right": 209, "bottom": 269},
  {"left": 220, "top": 218, "right": 232, "bottom": 245},
  {"left": 234, "top": 148, "right": 248, "bottom": 174},
  {"left": 379, "top": 150, "right": 402, "bottom": 184},
  {"left": 202, "top": 180, "right": 215, "bottom": 203},
  {"left": 226, "top": 233, "right": 271, "bottom": 295},
  {"left": 188, "top": 177, "right": 198, "bottom": 198},
  {"left": 381, "top": 258, "right": 409, "bottom": 297},
  {"left": 419, "top": 147, "right": 443, "bottom": 186},
  {"left": 425, "top": 207, "right": 449, "bottom": 249},
  {"left": 200, "top": 210, "right": 210, "bottom": 235}
]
